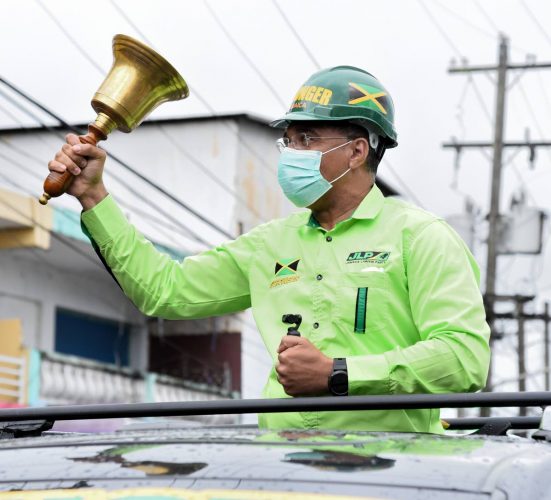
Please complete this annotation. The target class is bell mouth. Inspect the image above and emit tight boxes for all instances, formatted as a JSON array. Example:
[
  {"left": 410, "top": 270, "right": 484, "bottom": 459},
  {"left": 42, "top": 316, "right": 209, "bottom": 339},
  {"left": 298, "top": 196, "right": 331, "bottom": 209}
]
[{"left": 113, "top": 34, "right": 189, "bottom": 101}]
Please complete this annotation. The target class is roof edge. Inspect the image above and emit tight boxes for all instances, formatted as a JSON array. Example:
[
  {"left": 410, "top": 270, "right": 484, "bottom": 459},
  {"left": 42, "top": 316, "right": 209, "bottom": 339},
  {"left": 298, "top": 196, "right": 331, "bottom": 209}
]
[{"left": 0, "top": 112, "right": 274, "bottom": 136}]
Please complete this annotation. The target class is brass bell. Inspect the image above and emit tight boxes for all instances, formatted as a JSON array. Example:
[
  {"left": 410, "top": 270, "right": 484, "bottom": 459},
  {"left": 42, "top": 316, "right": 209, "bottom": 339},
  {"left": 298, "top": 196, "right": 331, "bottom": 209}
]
[{"left": 39, "top": 34, "right": 189, "bottom": 205}]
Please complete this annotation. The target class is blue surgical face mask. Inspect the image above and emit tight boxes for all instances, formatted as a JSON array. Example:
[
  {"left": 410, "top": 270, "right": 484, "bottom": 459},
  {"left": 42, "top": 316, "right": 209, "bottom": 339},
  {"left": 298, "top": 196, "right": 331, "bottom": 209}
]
[{"left": 277, "top": 141, "right": 352, "bottom": 208}]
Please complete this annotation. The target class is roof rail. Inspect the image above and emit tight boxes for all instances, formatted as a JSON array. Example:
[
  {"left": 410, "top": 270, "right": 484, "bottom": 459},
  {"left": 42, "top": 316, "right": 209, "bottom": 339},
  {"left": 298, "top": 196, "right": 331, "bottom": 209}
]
[{"left": 0, "top": 391, "right": 549, "bottom": 423}]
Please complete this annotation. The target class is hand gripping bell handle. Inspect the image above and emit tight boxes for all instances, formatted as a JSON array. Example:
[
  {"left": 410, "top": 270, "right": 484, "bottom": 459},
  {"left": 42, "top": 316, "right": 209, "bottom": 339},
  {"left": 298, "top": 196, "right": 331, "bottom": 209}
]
[{"left": 38, "top": 124, "right": 107, "bottom": 205}]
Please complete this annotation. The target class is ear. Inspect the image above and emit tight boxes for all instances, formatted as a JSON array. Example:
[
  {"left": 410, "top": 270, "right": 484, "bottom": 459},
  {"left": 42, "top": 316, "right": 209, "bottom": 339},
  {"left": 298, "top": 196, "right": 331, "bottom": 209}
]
[{"left": 348, "top": 137, "right": 369, "bottom": 170}]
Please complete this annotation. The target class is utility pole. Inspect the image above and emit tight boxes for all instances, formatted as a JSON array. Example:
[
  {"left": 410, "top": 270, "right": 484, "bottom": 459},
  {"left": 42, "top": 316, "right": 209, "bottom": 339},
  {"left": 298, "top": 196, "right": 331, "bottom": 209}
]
[
  {"left": 443, "top": 36, "right": 551, "bottom": 415},
  {"left": 545, "top": 302, "right": 550, "bottom": 392},
  {"left": 516, "top": 299, "right": 526, "bottom": 416},
  {"left": 485, "top": 37, "right": 507, "bottom": 359}
]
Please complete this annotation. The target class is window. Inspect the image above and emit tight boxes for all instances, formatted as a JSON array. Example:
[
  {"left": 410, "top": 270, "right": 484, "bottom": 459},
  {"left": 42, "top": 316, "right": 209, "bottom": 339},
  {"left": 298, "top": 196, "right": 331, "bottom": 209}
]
[{"left": 55, "top": 308, "right": 129, "bottom": 367}]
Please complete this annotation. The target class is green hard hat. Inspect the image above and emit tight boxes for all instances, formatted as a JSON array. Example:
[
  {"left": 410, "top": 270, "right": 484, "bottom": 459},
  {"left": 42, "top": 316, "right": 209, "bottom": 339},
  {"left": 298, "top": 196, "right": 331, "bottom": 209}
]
[{"left": 270, "top": 65, "right": 397, "bottom": 148}]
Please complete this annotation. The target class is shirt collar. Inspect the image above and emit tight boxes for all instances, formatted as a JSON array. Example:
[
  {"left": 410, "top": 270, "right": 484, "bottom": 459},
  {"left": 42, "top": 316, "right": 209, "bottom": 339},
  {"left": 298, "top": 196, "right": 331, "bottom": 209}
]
[
  {"left": 304, "top": 183, "right": 385, "bottom": 227},
  {"left": 350, "top": 183, "right": 385, "bottom": 220}
]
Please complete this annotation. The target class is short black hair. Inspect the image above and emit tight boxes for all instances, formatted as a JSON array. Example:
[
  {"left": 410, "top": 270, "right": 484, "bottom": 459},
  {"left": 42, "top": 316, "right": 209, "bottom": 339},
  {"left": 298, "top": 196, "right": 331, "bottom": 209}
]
[{"left": 336, "top": 123, "right": 385, "bottom": 176}]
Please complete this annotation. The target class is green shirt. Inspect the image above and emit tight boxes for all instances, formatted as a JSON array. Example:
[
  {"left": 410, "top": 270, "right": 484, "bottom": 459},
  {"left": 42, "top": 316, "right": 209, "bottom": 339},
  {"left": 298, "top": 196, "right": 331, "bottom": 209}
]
[{"left": 82, "top": 184, "right": 490, "bottom": 433}]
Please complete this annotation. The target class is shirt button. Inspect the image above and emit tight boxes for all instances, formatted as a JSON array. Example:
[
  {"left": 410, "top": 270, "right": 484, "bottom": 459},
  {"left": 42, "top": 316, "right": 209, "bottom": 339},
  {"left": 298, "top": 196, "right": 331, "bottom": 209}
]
[
  {"left": 313, "top": 322, "right": 319, "bottom": 329},
  {"left": 316, "top": 274, "right": 323, "bottom": 281},
  {"left": 326, "top": 236, "right": 332, "bottom": 242}
]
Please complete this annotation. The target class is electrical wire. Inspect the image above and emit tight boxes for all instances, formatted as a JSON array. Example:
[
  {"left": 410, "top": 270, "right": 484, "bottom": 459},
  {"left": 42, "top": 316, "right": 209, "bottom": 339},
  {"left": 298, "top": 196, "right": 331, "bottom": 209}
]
[
  {"left": 472, "top": 0, "right": 500, "bottom": 33},
  {"left": 0, "top": 181, "right": 199, "bottom": 356},
  {"left": 468, "top": 74, "right": 493, "bottom": 124},
  {"left": 271, "top": 0, "right": 321, "bottom": 70},
  {"left": 156, "top": 125, "right": 264, "bottom": 222},
  {"left": 454, "top": 76, "right": 473, "bottom": 141},
  {"left": 108, "top": 0, "right": 278, "bottom": 178},
  {"left": 35, "top": 0, "right": 105, "bottom": 75},
  {"left": 0, "top": 76, "right": 228, "bottom": 244},
  {"left": 417, "top": 0, "right": 494, "bottom": 125},
  {"left": 439, "top": 0, "right": 531, "bottom": 55},
  {"left": 516, "top": 80, "right": 551, "bottom": 165},
  {"left": 520, "top": 0, "right": 551, "bottom": 48},
  {"left": 417, "top": 0, "right": 464, "bottom": 60},
  {"left": 433, "top": 0, "right": 495, "bottom": 40},
  {"left": 0, "top": 173, "right": 105, "bottom": 271},
  {"left": 203, "top": 0, "right": 287, "bottom": 110},
  {"left": 381, "top": 158, "right": 425, "bottom": 208},
  {"left": 0, "top": 84, "right": 215, "bottom": 248},
  {"left": 0, "top": 138, "right": 197, "bottom": 250},
  {"left": 0, "top": 106, "right": 210, "bottom": 250}
]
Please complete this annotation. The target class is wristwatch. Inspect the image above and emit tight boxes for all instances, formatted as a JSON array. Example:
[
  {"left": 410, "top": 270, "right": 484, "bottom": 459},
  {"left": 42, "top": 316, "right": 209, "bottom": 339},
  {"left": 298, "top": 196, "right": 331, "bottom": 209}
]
[{"left": 328, "top": 358, "right": 348, "bottom": 396}]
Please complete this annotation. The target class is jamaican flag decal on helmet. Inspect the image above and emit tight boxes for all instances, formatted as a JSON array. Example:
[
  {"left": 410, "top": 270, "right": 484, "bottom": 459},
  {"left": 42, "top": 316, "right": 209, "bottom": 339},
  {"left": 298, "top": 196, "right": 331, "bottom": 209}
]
[{"left": 348, "top": 82, "right": 389, "bottom": 116}]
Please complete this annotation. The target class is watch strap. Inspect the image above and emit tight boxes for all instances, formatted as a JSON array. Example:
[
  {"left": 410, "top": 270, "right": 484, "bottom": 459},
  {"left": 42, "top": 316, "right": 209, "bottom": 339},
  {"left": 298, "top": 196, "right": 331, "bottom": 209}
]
[{"left": 333, "top": 358, "right": 347, "bottom": 372}]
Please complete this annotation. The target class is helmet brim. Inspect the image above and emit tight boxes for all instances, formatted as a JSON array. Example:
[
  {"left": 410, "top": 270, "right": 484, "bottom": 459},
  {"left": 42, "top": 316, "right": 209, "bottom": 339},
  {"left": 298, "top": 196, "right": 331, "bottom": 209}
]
[
  {"left": 269, "top": 112, "right": 397, "bottom": 148},
  {"left": 269, "top": 112, "right": 321, "bottom": 129}
]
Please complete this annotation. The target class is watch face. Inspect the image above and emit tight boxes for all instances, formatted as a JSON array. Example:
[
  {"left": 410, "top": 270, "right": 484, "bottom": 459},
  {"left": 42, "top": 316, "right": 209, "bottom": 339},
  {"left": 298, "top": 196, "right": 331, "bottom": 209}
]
[{"left": 331, "top": 371, "right": 348, "bottom": 396}]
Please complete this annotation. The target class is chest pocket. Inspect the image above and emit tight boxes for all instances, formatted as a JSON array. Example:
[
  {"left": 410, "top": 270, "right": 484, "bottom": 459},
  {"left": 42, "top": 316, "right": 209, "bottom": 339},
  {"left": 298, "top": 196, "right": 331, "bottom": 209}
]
[{"left": 336, "top": 271, "right": 390, "bottom": 335}]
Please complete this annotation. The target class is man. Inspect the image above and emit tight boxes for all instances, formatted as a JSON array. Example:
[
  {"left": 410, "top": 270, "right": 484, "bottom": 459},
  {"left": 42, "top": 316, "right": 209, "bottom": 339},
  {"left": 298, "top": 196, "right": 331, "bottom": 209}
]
[{"left": 48, "top": 66, "right": 490, "bottom": 432}]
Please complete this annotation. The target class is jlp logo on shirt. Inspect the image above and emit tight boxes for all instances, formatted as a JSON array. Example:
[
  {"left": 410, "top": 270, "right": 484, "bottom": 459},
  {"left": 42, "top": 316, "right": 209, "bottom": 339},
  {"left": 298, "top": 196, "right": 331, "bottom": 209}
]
[
  {"left": 270, "top": 258, "right": 301, "bottom": 288},
  {"left": 346, "top": 251, "right": 390, "bottom": 265}
]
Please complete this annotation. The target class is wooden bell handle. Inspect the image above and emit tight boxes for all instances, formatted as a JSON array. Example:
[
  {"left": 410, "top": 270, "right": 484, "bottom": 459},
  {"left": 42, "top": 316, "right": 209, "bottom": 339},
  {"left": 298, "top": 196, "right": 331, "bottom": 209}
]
[{"left": 39, "top": 125, "right": 107, "bottom": 205}]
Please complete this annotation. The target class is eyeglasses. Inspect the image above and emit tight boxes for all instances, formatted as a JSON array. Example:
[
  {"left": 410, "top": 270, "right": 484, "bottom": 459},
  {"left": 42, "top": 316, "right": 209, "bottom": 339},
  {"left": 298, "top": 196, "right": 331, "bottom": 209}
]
[{"left": 275, "top": 133, "right": 350, "bottom": 152}]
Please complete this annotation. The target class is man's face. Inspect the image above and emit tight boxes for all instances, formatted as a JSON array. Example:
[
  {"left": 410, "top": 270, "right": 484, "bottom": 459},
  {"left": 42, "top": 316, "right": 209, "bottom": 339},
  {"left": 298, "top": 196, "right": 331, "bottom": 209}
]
[{"left": 283, "top": 123, "right": 352, "bottom": 184}]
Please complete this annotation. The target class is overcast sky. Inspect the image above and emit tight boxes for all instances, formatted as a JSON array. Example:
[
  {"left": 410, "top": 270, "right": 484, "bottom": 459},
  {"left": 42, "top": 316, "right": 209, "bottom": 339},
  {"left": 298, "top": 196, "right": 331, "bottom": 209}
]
[{"left": 1, "top": 0, "right": 551, "bottom": 297}]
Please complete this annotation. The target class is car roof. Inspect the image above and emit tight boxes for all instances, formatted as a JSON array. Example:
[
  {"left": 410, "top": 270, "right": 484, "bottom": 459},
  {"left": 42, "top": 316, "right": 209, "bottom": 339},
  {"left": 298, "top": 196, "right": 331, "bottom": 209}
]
[{"left": 1, "top": 425, "right": 551, "bottom": 499}]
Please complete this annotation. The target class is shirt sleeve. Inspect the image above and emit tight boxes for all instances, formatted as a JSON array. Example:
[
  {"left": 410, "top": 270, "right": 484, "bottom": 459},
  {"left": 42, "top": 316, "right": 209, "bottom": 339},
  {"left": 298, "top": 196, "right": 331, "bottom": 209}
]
[
  {"left": 81, "top": 195, "right": 261, "bottom": 319},
  {"left": 347, "top": 219, "right": 491, "bottom": 395}
]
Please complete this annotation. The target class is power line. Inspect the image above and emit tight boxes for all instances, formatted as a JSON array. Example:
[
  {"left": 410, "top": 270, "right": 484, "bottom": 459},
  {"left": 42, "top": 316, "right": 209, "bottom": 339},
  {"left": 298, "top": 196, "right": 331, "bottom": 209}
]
[
  {"left": 433, "top": 0, "right": 495, "bottom": 40},
  {"left": 156, "top": 125, "right": 264, "bottom": 222},
  {"left": 381, "top": 158, "right": 424, "bottom": 208},
  {"left": 0, "top": 85, "right": 71, "bottom": 139},
  {"left": 0, "top": 99, "right": 210, "bottom": 248},
  {"left": 108, "top": 0, "right": 277, "bottom": 178},
  {"left": 520, "top": 0, "right": 551, "bottom": 48},
  {"left": 438, "top": 0, "right": 530, "bottom": 55},
  {"left": 0, "top": 180, "right": 172, "bottom": 323},
  {"left": 0, "top": 76, "right": 232, "bottom": 242},
  {"left": 468, "top": 74, "right": 493, "bottom": 124},
  {"left": 516, "top": 80, "right": 551, "bottom": 166},
  {"left": 0, "top": 137, "right": 202, "bottom": 250},
  {"left": 0, "top": 174, "right": 104, "bottom": 271},
  {"left": 416, "top": 0, "right": 495, "bottom": 126},
  {"left": 0, "top": 81, "right": 216, "bottom": 247},
  {"left": 271, "top": 0, "right": 321, "bottom": 70},
  {"left": 35, "top": 0, "right": 105, "bottom": 76},
  {"left": 535, "top": 71, "right": 551, "bottom": 119},
  {"left": 472, "top": 0, "right": 500, "bottom": 33},
  {"left": 417, "top": 0, "right": 464, "bottom": 60},
  {"left": 203, "top": 0, "right": 287, "bottom": 109},
  {"left": 109, "top": 0, "right": 151, "bottom": 44}
]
